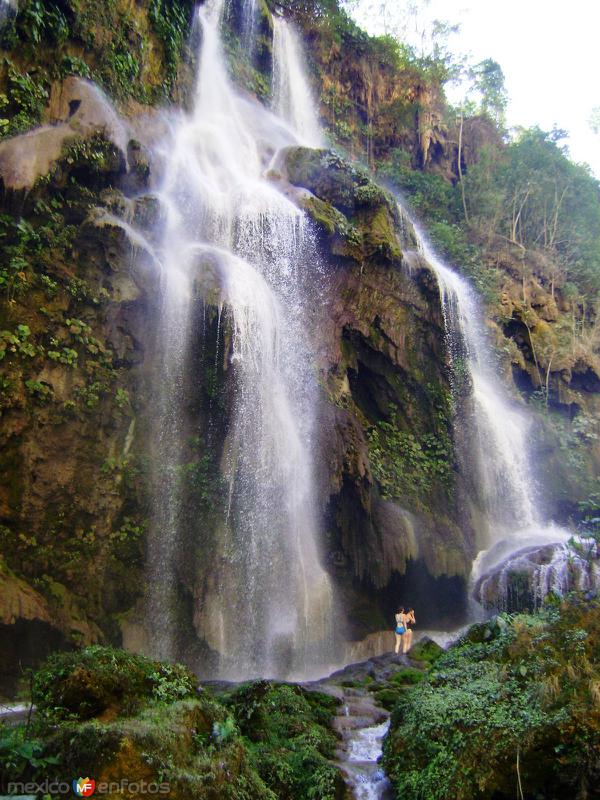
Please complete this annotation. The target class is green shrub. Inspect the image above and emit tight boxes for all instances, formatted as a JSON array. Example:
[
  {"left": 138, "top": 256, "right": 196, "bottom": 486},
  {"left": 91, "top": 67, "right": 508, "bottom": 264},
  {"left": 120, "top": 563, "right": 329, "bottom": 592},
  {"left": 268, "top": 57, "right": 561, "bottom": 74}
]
[
  {"left": 32, "top": 646, "right": 197, "bottom": 723},
  {"left": 383, "top": 601, "right": 600, "bottom": 800},
  {"left": 224, "top": 681, "right": 343, "bottom": 800},
  {"left": 367, "top": 401, "right": 454, "bottom": 500}
]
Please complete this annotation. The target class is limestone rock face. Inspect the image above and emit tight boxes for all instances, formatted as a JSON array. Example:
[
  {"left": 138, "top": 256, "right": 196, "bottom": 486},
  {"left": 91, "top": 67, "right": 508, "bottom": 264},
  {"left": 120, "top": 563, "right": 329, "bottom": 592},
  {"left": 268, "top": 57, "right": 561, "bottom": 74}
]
[
  {"left": 280, "top": 146, "right": 475, "bottom": 638},
  {"left": 0, "top": 561, "right": 52, "bottom": 626},
  {"left": 474, "top": 542, "right": 599, "bottom": 613},
  {"left": 0, "top": 77, "right": 131, "bottom": 191}
]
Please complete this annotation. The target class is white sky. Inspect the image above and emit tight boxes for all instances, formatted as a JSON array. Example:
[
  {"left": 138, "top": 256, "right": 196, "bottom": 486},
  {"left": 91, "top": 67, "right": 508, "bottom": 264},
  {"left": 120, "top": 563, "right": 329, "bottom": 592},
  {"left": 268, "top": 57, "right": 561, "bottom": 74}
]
[{"left": 349, "top": 0, "right": 600, "bottom": 178}]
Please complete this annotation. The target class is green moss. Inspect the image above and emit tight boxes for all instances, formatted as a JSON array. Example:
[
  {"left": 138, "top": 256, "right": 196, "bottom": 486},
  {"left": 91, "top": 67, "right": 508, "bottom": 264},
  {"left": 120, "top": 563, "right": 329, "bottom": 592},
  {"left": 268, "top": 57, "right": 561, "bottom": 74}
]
[
  {"left": 32, "top": 646, "right": 198, "bottom": 723},
  {"left": 358, "top": 203, "right": 402, "bottom": 262},
  {"left": 223, "top": 681, "right": 343, "bottom": 799},
  {"left": 406, "top": 637, "right": 444, "bottom": 666}
]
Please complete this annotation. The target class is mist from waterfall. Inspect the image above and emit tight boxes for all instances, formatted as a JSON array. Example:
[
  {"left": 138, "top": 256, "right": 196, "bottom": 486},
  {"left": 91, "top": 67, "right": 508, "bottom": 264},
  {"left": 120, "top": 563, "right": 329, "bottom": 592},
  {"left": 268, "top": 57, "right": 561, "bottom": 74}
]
[
  {"left": 408, "top": 220, "right": 574, "bottom": 603},
  {"left": 147, "top": 0, "right": 336, "bottom": 679}
]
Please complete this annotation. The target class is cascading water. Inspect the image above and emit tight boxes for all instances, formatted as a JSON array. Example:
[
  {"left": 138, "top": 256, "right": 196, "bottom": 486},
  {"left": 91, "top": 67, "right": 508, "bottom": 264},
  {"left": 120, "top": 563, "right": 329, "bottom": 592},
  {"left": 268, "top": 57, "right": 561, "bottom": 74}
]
[
  {"left": 408, "top": 220, "right": 584, "bottom": 607},
  {"left": 0, "top": 0, "right": 16, "bottom": 24},
  {"left": 147, "top": 0, "right": 336, "bottom": 679},
  {"left": 272, "top": 15, "right": 324, "bottom": 147},
  {"left": 414, "top": 224, "right": 538, "bottom": 540}
]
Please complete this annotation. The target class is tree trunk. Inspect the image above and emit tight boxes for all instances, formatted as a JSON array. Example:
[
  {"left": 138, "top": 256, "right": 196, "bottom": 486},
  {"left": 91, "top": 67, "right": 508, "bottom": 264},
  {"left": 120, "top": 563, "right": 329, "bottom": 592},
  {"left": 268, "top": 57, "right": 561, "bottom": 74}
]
[{"left": 457, "top": 110, "right": 470, "bottom": 224}]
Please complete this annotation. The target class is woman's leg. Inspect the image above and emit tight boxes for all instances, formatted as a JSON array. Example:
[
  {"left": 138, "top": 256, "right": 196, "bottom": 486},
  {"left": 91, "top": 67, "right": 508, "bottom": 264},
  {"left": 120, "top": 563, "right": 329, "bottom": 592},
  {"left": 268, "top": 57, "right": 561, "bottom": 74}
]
[
  {"left": 403, "top": 629, "right": 413, "bottom": 653},
  {"left": 394, "top": 632, "right": 401, "bottom": 654}
]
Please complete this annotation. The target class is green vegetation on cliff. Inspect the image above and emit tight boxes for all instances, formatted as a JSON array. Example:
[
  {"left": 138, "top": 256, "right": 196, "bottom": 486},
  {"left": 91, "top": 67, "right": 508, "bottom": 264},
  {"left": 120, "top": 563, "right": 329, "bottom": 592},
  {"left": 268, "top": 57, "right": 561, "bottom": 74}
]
[{"left": 0, "top": 0, "right": 196, "bottom": 111}]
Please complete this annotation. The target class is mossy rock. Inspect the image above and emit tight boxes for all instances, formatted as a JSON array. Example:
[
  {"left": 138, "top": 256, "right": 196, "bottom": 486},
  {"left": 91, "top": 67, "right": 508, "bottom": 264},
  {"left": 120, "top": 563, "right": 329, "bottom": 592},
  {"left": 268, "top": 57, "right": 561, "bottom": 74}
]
[
  {"left": 32, "top": 646, "right": 198, "bottom": 722},
  {"left": 286, "top": 147, "right": 402, "bottom": 265},
  {"left": 407, "top": 636, "right": 443, "bottom": 665},
  {"left": 359, "top": 203, "right": 402, "bottom": 263},
  {"left": 222, "top": 681, "right": 344, "bottom": 799},
  {"left": 46, "top": 699, "right": 274, "bottom": 800},
  {"left": 284, "top": 147, "right": 391, "bottom": 216},
  {"left": 389, "top": 667, "right": 425, "bottom": 686},
  {"left": 301, "top": 195, "right": 362, "bottom": 259},
  {"left": 371, "top": 686, "right": 403, "bottom": 710}
]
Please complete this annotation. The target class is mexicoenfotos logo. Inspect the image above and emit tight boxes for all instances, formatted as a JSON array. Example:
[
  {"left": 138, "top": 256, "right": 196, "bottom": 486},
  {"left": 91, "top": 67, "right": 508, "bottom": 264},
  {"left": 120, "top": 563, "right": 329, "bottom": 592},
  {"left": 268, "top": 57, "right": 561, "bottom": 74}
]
[
  {"left": 73, "top": 777, "right": 96, "bottom": 797},
  {"left": 6, "top": 778, "right": 169, "bottom": 795}
]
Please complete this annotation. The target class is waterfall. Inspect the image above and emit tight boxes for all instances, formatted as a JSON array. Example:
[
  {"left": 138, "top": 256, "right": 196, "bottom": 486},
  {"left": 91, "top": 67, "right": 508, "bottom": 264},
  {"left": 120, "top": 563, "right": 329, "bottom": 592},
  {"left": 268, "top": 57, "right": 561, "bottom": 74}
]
[
  {"left": 147, "top": 0, "right": 336, "bottom": 679},
  {"left": 408, "top": 221, "right": 577, "bottom": 606},
  {"left": 0, "top": 0, "right": 16, "bottom": 24},
  {"left": 414, "top": 226, "right": 538, "bottom": 540},
  {"left": 272, "top": 15, "right": 324, "bottom": 147}
]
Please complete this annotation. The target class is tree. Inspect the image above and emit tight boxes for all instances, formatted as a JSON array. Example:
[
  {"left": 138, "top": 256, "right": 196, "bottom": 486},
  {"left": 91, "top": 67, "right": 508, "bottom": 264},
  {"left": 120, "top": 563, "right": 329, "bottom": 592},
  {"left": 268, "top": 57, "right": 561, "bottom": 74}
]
[
  {"left": 470, "top": 58, "right": 508, "bottom": 128},
  {"left": 343, "top": 0, "right": 465, "bottom": 84}
]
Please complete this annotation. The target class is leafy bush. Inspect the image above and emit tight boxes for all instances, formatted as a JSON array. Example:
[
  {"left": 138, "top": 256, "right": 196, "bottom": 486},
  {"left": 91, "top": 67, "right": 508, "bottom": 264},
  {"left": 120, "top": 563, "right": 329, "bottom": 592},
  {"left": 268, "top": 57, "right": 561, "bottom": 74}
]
[
  {"left": 32, "top": 646, "right": 197, "bottom": 723},
  {"left": 0, "top": 725, "right": 60, "bottom": 785},
  {"left": 0, "top": 60, "right": 48, "bottom": 138},
  {"left": 149, "top": 0, "right": 194, "bottom": 91},
  {"left": 224, "top": 681, "right": 343, "bottom": 800},
  {"left": 383, "top": 601, "right": 600, "bottom": 799}
]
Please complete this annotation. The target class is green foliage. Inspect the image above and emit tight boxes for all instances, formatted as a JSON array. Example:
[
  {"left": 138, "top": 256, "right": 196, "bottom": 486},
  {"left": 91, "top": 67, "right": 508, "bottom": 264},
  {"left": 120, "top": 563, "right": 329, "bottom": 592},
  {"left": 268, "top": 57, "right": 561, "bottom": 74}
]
[
  {"left": 383, "top": 602, "right": 600, "bottom": 800},
  {"left": 32, "top": 646, "right": 197, "bottom": 724},
  {"left": 212, "top": 716, "right": 238, "bottom": 745},
  {"left": 0, "top": 199, "right": 77, "bottom": 300},
  {"left": 24, "top": 378, "right": 53, "bottom": 403},
  {"left": 465, "top": 128, "right": 600, "bottom": 296},
  {"left": 0, "top": 725, "right": 60, "bottom": 784},
  {"left": 0, "top": 324, "right": 37, "bottom": 361},
  {"left": 570, "top": 493, "right": 600, "bottom": 565},
  {"left": 62, "top": 133, "right": 123, "bottom": 177},
  {"left": 367, "top": 400, "right": 454, "bottom": 500},
  {"left": 16, "top": 0, "right": 69, "bottom": 45},
  {"left": 224, "top": 681, "right": 342, "bottom": 800},
  {"left": 115, "top": 387, "right": 130, "bottom": 408},
  {"left": 469, "top": 58, "right": 508, "bottom": 127},
  {"left": 59, "top": 54, "right": 91, "bottom": 79},
  {"left": 149, "top": 0, "right": 194, "bottom": 92},
  {"left": 0, "top": 59, "right": 48, "bottom": 138}
]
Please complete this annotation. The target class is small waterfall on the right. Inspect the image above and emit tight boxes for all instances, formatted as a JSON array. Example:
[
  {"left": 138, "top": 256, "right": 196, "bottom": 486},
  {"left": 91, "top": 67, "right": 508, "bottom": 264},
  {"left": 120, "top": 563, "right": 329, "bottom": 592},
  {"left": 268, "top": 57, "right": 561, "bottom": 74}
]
[{"left": 408, "top": 219, "right": 594, "bottom": 610}]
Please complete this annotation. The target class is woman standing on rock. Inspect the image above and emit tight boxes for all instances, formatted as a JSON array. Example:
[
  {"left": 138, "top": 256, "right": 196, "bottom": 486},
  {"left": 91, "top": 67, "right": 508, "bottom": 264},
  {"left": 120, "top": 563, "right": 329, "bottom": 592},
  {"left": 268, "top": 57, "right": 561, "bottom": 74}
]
[
  {"left": 403, "top": 608, "right": 416, "bottom": 653},
  {"left": 394, "top": 607, "right": 406, "bottom": 655}
]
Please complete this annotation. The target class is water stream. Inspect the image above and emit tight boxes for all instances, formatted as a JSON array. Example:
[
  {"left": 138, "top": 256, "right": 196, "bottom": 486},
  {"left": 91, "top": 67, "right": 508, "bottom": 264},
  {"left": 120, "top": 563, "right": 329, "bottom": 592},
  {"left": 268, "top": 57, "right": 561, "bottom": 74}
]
[
  {"left": 344, "top": 719, "right": 393, "bottom": 800},
  {"left": 147, "top": 0, "right": 335, "bottom": 680}
]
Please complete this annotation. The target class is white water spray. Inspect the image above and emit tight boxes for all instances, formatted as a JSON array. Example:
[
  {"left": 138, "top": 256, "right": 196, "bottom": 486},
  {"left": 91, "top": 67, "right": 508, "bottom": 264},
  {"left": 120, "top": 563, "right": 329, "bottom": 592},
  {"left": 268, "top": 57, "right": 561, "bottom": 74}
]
[
  {"left": 272, "top": 16, "right": 324, "bottom": 147},
  {"left": 147, "top": 0, "right": 335, "bottom": 679},
  {"left": 344, "top": 720, "right": 392, "bottom": 800}
]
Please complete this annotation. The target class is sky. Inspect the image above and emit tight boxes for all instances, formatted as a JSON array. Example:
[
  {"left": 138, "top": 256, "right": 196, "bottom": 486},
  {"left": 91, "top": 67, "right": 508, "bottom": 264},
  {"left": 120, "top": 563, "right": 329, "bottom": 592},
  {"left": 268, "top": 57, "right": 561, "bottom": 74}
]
[{"left": 348, "top": 0, "right": 600, "bottom": 178}]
